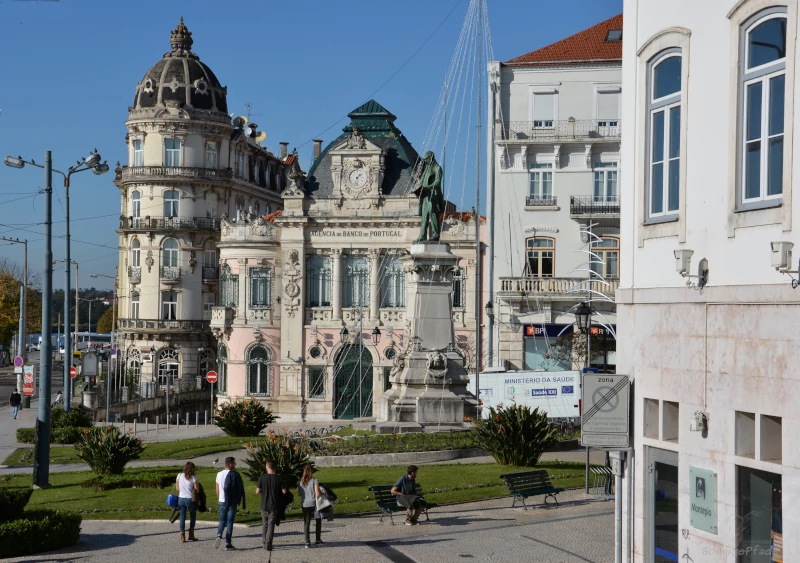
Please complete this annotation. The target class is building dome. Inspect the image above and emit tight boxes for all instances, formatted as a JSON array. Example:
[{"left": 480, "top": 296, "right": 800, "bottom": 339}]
[{"left": 132, "top": 18, "right": 228, "bottom": 114}]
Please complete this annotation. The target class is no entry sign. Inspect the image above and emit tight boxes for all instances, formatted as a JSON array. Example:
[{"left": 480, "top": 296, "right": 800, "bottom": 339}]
[
  {"left": 70, "top": 366, "right": 77, "bottom": 379},
  {"left": 206, "top": 370, "right": 218, "bottom": 384}
]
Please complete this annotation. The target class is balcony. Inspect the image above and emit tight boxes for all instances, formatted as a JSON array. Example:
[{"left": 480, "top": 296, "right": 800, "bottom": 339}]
[
  {"left": 160, "top": 266, "right": 182, "bottom": 283},
  {"left": 202, "top": 266, "right": 219, "bottom": 281},
  {"left": 210, "top": 307, "right": 234, "bottom": 331},
  {"left": 117, "top": 318, "right": 211, "bottom": 334},
  {"left": 120, "top": 166, "right": 231, "bottom": 184},
  {"left": 525, "top": 195, "right": 558, "bottom": 208},
  {"left": 498, "top": 276, "right": 618, "bottom": 302},
  {"left": 498, "top": 119, "right": 621, "bottom": 142},
  {"left": 570, "top": 195, "right": 620, "bottom": 217},
  {"left": 128, "top": 266, "right": 141, "bottom": 282},
  {"left": 119, "top": 216, "right": 220, "bottom": 232}
]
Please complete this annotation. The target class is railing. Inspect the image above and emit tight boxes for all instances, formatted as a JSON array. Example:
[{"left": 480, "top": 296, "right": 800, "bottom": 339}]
[
  {"left": 498, "top": 276, "right": 619, "bottom": 297},
  {"left": 525, "top": 195, "right": 558, "bottom": 207},
  {"left": 119, "top": 216, "right": 220, "bottom": 231},
  {"left": 202, "top": 266, "right": 219, "bottom": 280},
  {"left": 498, "top": 119, "right": 621, "bottom": 141},
  {"left": 128, "top": 266, "right": 141, "bottom": 280},
  {"left": 121, "top": 166, "right": 232, "bottom": 182},
  {"left": 117, "top": 318, "right": 211, "bottom": 331},
  {"left": 210, "top": 307, "right": 235, "bottom": 329},
  {"left": 570, "top": 195, "right": 621, "bottom": 215},
  {"left": 160, "top": 266, "right": 182, "bottom": 280}
]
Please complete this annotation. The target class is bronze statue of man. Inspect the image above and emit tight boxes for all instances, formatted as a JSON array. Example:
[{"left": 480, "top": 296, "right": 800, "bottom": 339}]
[{"left": 413, "top": 151, "right": 445, "bottom": 243}]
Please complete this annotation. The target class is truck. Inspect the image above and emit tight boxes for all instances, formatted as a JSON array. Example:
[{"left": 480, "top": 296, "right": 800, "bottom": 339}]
[{"left": 469, "top": 368, "right": 581, "bottom": 421}]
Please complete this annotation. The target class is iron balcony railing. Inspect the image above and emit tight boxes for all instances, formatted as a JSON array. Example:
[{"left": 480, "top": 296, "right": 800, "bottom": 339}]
[
  {"left": 202, "top": 266, "right": 219, "bottom": 280},
  {"left": 128, "top": 266, "right": 141, "bottom": 280},
  {"left": 498, "top": 119, "right": 621, "bottom": 141},
  {"left": 119, "top": 216, "right": 220, "bottom": 231},
  {"left": 498, "top": 276, "right": 619, "bottom": 297},
  {"left": 570, "top": 195, "right": 621, "bottom": 215},
  {"left": 525, "top": 195, "right": 558, "bottom": 207},
  {"left": 160, "top": 266, "right": 182, "bottom": 280},
  {"left": 120, "top": 166, "right": 232, "bottom": 182},
  {"left": 117, "top": 318, "right": 211, "bottom": 332}
]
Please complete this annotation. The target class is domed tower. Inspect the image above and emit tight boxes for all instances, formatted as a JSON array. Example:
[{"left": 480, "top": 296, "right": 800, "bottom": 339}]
[{"left": 114, "top": 19, "right": 287, "bottom": 403}]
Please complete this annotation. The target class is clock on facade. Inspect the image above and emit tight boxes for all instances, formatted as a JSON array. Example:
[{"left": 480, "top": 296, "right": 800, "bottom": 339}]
[{"left": 348, "top": 169, "right": 367, "bottom": 187}]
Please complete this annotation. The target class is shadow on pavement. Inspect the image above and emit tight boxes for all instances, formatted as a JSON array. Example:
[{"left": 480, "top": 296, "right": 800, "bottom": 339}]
[{"left": 427, "top": 516, "right": 516, "bottom": 527}]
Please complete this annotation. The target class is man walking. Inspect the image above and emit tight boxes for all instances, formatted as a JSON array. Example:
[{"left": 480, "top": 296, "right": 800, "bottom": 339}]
[
  {"left": 215, "top": 457, "right": 246, "bottom": 551},
  {"left": 9, "top": 388, "right": 21, "bottom": 420},
  {"left": 256, "top": 459, "right": 286, "bottom": 551},
  {"left": 391, "top": 465, "right": 424, "bottom": 525}
]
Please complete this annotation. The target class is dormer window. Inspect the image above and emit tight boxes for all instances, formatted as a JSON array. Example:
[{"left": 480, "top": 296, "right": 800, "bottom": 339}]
[
  {"left": 254, "top": 161, "right": 260, "bottom": 183},
  {"left": 605, "top": 29, "right": 622, "bottom": 42}
]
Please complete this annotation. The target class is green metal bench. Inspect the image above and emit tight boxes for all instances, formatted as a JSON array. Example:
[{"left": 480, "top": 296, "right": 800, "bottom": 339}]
[
  {"left": 368, "top": 484, "right": 437, "bottom": 524},
  {"left": 499, "top": 469, "right": 564, "bottom": 510}
]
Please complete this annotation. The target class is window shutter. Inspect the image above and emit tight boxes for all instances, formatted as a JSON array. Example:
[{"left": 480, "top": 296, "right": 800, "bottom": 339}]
[
  {"left": 598, "top": 91, "right": 620, "bottom": 120},
  {"left": 533, "top": 93, "right": 555, "bottom": 121}
]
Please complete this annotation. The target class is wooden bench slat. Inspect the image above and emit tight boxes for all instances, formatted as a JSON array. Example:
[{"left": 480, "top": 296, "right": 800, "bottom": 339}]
[
  {"left": 499, "top": 469, "right": 563, "bottom": 510},
  {"left": 369, "top": 483, "right": 436, "bottom": 524}
]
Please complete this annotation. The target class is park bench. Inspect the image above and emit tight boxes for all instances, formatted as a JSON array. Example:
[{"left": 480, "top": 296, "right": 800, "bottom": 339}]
[
  {"left": 368, "top": 484, "right": 437, "bottom": 524},
  {"left": 499, "top": 469, "right": 564, "bottom": 510}
]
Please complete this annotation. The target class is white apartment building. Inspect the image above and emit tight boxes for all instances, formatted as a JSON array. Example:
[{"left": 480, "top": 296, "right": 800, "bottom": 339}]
[
  {"left": 488, "top": 15, "right": 622, "bottom": 373},
  {"left": 620, "top": 1, "right": 795, "bottom": 560}
]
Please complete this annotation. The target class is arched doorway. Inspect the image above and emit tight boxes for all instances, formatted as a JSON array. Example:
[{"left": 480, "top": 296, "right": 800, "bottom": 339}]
[{"left": 333, "top": 344, "right": 373, "bottom": 419}]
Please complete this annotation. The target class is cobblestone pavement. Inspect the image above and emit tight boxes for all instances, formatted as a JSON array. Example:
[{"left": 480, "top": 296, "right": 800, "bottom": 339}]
[{"left": 5, "top": 492, "right": 614, "bottom": 563}]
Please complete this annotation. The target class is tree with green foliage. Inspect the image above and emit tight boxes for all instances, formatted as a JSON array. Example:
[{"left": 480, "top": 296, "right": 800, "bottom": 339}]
[{"left": 96, "top": 305, "right": 117, "bottom": 333}]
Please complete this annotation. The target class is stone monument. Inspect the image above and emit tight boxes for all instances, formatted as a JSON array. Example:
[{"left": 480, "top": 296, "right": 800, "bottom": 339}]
[{"left": 377, "top": 152, "right": 477, "bottom": 430}]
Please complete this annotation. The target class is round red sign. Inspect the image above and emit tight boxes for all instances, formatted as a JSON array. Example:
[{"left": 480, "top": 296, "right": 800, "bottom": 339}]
[
  {"left": 70, "top": 366, "right": 77, "bottom": 379},
  {"left": 206, "top": 370, "right": 218, "bottom": 383}
]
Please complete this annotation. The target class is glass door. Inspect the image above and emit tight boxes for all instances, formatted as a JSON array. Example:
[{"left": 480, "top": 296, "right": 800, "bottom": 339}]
[{"left": 648, "top": 448, "right": 679, "bottom": 562}]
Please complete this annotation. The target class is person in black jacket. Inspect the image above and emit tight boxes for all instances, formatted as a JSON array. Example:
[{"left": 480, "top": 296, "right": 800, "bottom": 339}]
[
  {"left": 256, "top": 459, "right": 286, "bottom": 552},
  {"left": 214, "top": 457, "right": 246, "bottom": 551}
]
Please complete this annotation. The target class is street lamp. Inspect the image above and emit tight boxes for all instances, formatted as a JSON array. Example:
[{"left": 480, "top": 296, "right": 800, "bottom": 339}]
[
  {"left": 371, "top": 327, "right": 381, "bottom": 345},
  {"left": 340, "top": 327, "right": 349, "bottom": 339},
  {"left": 574, "top": 302, "right": 593, "bottom": 335},
  {"left": 485, "top": 300, "right": 494, "bottom": 369}
]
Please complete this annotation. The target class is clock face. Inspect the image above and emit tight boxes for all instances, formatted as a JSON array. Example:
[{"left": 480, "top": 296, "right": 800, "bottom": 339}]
[{"left": 348, "top": 169, "right": 367, "bottom": 187}]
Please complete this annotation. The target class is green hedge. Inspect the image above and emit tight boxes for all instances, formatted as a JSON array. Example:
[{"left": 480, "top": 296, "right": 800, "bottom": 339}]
[
  {"left": 0, "top": 510, "right": 82, "bottom": 558},
  {"left": 17, "top": 426, "right": 88, "bottom": 444},
  {"left": 16, "top": 427, "right": 35, "bottom": 444},
  {"left": 81, "top": 471, "right": 173, "bottom": 491},
  {"left": 0, "top": 487, "right": 33, "bottom": 522}
]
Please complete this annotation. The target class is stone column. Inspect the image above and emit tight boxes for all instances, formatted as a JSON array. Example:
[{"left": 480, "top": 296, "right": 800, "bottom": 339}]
[
  {"left": 236, "top": 258, "right": 246, "bottom": 321},
  {"left": 332, "top": 249, "right": 343, "bottom": 321},
  {"left": 369, "top": 248, "right": 380, "bottom": 323}
]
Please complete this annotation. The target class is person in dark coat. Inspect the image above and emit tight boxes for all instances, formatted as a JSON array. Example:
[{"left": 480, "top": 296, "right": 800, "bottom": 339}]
[{"left": 256, "top": 459, "right": 287, "bottom": 552}]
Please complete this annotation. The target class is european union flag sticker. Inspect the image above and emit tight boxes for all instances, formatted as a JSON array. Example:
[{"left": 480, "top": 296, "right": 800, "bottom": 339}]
[{"left": 561, "top": 386, "right": 574, "bottom": 394}]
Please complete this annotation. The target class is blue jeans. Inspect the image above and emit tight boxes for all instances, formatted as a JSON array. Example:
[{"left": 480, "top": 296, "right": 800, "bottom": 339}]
[
  {"left": 11, "top": 406, "right": 19, "bottom": 419},
  {"left": 217, "top": 501, "right": 237, "bottom": 545},
  {"left": 178, "top": 497, "right": 196, "bottom": 532}
]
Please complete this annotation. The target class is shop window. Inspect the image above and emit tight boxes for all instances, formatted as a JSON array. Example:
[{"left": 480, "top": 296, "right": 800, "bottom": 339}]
[
  {"left": 737, "top": 466, "right": 782, "bottom": 563},
  {"left": 308, "top": 367, "right": 325, "bottom": 399}
]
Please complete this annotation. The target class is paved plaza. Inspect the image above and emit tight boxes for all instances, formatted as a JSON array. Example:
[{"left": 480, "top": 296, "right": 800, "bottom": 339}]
[{"left": 3, "top": 493, "right": 614, "bottom": 563}]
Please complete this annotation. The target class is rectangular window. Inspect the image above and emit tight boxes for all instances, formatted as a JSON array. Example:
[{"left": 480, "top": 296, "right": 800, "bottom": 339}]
[
  {"left": 254, "top": 161, "right": 260, "bottom": 183},
  {"left": 380, "top": 256, "right": 405, "bottom": 308},
  {"left": 737, "top": 466, "right": 781, "bottom": 562},
  {"left": 307, "top": 256, "right": 332, "bottom": 307},
  {"left": 526, "top": 237, "right": 555, "bottom": 277},
  {"left": 452, "top": 267, "right": 465, "bottom": 308},
  {"left": 204, "top": 250, "right": 216, "bottom": 267},
  {"left": 383, "top": 367, "right": 392, "bottom": 392},
  {"left": 343, "top": 255, "right": 370, "bottom": 308},
  {"left": 590, "top": 237, "right": 620, "bottom": 279},
  {"left": 131, "top": 293, "right": 140, "bottom": 319},
  {"left": 532, "top": 91, "right": 555, "bottom": 128},
  {"left": 221, "top": 273, "right": 239, "bottom": 308},
  {"left": 202, "top": 293, "right": 215, "bottom": 320},
  {"left": 308, "top": 367, "right": 325, "bottom": 399},
  {"left": 250, "top": 268, "right": 271, "bottom": 307},
  {"left": 131, "top": 192, "right": 141, "bottom": 218},
  {"left": 529, "top": 163, "right": 553, "bottom": 199},
  {"left": 163, "top": 190, "right": 179, "bottom": 218},
  {"left": 206, "top": 142, "right": 218, "bottom": 169},
  {"left": 165, "top": 139, "right": 181, "bottom": 167},
  {"left": 593, "top": 163, "right": 618, "bottom": 201},
  {"left": 597, "top": 90, "right": 621, "bottom": 126},
  {"left": 524, "top": 336, "right": 569, "bottom": 371},
  {"left": 161, "top": 291, "right": 177, "bottom": 320},
  {"left": 133, "top": 140, "right": 143, "bottom": 167}
]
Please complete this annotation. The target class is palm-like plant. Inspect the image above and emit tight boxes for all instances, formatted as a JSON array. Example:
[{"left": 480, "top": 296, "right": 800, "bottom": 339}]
[{"left": 472, "top": 404, "right": 558, "bottom": 466}]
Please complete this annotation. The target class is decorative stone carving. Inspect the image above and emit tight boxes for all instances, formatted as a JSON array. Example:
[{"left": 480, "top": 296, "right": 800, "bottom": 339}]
[
  {"left": 282, "top": 152, "right": 306, "bottom": 197},
  {"left": 553, "top": 144, "right": 561, "bottom": 169},
  {"left": 442, "top": 215, "right": 467, "bottom": 238},
  {"left": 346, "top": 126, "right": 367, "bottom": 149},
  {"left": 425, "top": 351, "right": 448, "bottom": 381},
  {"left": 283, "top": 249, "right": 302, "bottom": 318},
  {"left": 341, "top": 158, "right": 371, "bottom": 199},
  {"left": 248, "top": 215, "right": 274, "bottom": 237},
  {"left": 145, "top": 250, "right": 154, "bottom": 273},
  {"left": 188, "top": 251, "right": 197, "bottom": 274}
]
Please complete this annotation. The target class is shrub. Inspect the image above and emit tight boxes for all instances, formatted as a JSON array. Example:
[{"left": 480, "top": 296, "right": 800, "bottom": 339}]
[
  {"left": 215, "top": 399, "right": 278, "bottom": 437},
  {"left": 244, "top": 430, "right": 312, "bottom": 488},
  {"left": 16, "top": 428, "right": 35, "bottom": 444},
  {"left": 472, "top": 404, "right": 558, "bottom": 466},
  {"left": 81, "top": 470, "right": 173, "bottom": 491},
  {"left": 74, "top": 425, "right": 144, "bottom": 475},
  {"left": 16, "top": 409, "right": 93, "bottom": 444},
  {"left": 0, "top": 487, "right": 33, "bottom": 522},
  {"left": 52, "top": 426, "right": 83, "bottom": 444},
  {"left": 0, "top": 510, "right": 82, "bottom": 558},
  {"left": 51, "top": 407, "right": 93, "bottom": 430}
]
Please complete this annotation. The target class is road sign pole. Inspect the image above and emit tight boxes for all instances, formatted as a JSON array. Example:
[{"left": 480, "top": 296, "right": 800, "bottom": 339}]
[{"left": 210, "top": 380, "right": 214, "bottom": 425}]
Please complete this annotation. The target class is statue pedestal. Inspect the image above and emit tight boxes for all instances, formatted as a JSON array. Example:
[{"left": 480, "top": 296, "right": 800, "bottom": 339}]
[{"left": 377, "top": 242, "right": 476, "bottom": 429}]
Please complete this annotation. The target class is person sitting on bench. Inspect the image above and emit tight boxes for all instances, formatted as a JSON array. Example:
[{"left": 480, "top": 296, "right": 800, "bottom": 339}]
[{"left": 391, "top": 465, "right": 423, "bottom": 525}]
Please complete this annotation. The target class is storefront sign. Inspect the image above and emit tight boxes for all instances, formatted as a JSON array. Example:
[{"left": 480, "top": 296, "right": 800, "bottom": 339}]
[
  {"left": 689, "top": 466, "right": 717, "bottom": 534},
  {"left": 524, "top": 324, "right": 574, "bottom": 338},
  {"left": 309, "top": 228, "right": 404, "bottom": 239}
]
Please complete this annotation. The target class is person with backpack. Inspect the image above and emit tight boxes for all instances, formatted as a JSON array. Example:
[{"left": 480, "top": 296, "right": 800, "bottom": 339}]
[
  {"left": 9, "top": 389, "right": 21, "bottom": 419},
  {"left": 296, "top": 464, "right": 323, "bottom": 548},
  {"left": 214, "top": 457, "right": 246, "bottom": 551}
]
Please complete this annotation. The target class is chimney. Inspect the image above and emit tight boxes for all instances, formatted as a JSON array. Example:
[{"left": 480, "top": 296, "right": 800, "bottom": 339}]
[
  {"left": 313, "top": 139, "right": 323, "bottom": 160},
  {"left": 279, "top": 142, "right": 289, "bottom": 159}
]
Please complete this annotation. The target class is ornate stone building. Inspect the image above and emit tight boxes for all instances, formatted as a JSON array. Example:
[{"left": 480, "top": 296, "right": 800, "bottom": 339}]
[
  {"left": 114, "top": 19, "right": 291, "bottom": 394},
  {"left": 211, "top": 101, "right": 485, "bottom": 421}
]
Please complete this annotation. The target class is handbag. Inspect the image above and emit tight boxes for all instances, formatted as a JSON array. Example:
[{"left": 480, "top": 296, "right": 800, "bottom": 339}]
[
  {"left": 166, "top": 486, "right": 179, "bottom": 509},
  {"left": 315, "top": 495, "right": 332, "bottom": 512}
]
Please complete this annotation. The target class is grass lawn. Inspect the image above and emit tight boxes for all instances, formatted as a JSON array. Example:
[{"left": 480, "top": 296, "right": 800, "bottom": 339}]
[{"left": 0, "top": 462, "right": 588, "bottom": 524}]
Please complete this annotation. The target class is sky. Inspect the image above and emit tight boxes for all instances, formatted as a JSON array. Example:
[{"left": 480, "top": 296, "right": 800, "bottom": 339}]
[{"left": 0, "top": 0, "right": 622, "bottom": 289}]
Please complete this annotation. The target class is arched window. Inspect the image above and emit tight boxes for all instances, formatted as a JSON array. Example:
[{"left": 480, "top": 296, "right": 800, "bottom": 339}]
[
  {"left": 307, "top": 255, "right": 332, "bottom": 307},
  {"left": 206, "top": 142, "right": 218, "bottom": 169},
  {"left": 217, "top": 344, "right": 228, "bottom": 395},
  {"left": 162, "top": 239, "right": 179, "bottom": 268},
  {"left": 127, "top": 348, "right": 141, "bottom": 394},
  {"left": 590, "top": 236, "right": 620, "bottom": 279},
  {"left": 343, "top": 255, "right": 370, "bottom": 308},
  {"left": 130, "top": 291, "right": 140, "bottom": 319},
  {"left": 199, "top": 349, "right": 215, "bottom": 391},
  {"left": 648, "top": 51, "right": 682, "bottom": 218},
  {"left": 526, "top": 237, "right": 555, "bottom": 277},
  {"left": 131, "top": 191, "right": 141, "bottom": 218},
  {"left": 741, "top": 9, "right": 787, "bottom": 203},
  {"left": 247, "top": 345, "right": 271, "bottom": 396},
  {"left": 163, "top": 190, "right": 180, "bottom": 218},
  {"left": 131, "top": 239, "right": 141, "bottom": 268},
  {"left": 380, "top": 255, "right": 405, "bottom": 308},
  {"left": 133, "top": 140, "right": 144, "bottom": 167},
  {"left": 158, "top": 348, "right": 179, "bottom": 388}
]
